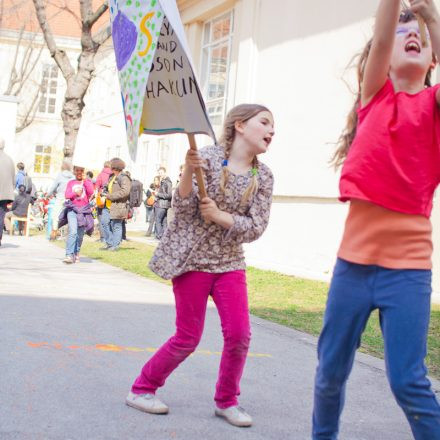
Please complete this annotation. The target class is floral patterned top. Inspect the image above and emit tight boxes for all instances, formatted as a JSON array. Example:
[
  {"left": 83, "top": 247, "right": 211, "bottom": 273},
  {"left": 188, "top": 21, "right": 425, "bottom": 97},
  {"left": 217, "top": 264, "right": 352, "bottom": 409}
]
[{"left": 149, "top": 145, "right": 274, "bottom": 280}]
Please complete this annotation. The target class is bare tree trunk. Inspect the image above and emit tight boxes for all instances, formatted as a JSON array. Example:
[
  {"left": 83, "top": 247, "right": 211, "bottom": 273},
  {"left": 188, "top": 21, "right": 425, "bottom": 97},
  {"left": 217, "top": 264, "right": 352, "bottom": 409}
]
[{"left": 32, "top": 0, "right": 109, "bottom": 158}]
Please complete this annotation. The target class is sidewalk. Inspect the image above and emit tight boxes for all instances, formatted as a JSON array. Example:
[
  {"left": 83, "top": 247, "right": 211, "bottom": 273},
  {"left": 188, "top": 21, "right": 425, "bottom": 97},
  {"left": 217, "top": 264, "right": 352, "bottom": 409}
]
[{"left": 1, "top": 234, "right": 438, "bottom": 439}]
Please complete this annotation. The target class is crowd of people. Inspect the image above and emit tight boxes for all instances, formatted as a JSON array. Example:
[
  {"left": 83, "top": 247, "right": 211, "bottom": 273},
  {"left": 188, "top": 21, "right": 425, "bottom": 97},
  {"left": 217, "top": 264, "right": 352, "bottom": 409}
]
[
  {"left": 0, "top": 141, "right": 179, "bottom": 261},
  {"left": 53, "top": 157, "right": 176, "bottom": 263}
]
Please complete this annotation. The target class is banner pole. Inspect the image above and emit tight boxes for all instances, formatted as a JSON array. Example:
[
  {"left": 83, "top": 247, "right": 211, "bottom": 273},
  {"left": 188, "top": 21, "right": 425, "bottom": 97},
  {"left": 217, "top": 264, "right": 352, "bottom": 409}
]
[
  {"left": 417, "top": 14, "right": 428, "bottom": 48},
  {"left": 187, "top": 133, "right": 208, "bottom": 199}
]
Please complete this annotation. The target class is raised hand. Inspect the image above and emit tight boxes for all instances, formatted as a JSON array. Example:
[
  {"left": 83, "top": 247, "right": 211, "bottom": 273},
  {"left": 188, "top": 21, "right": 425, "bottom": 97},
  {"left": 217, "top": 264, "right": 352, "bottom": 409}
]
[
  {"left": 409, "top": 0, "right": 439, "bottom": 24},
  {"left": 185, "top": 148, "right": 205, "bottom": 172}
]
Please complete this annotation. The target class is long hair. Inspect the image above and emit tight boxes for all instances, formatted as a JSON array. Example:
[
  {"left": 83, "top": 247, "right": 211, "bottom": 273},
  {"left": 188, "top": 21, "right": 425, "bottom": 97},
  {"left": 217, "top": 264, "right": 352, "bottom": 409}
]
[
  {"left": 219, "top": 103, "right": 271, "bottom": 204},
  {"left": 330, "top": 9, "right": 434, "bottom": 169}
]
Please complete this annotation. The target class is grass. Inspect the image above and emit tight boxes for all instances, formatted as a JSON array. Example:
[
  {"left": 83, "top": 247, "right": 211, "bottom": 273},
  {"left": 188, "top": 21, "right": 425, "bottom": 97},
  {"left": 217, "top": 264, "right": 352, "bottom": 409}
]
[
  {"left": 54, "top": 235, "right": 165, "bottom": 284},
  {"left": 54, "top": 236, "right": 440, "bottom": 379}
]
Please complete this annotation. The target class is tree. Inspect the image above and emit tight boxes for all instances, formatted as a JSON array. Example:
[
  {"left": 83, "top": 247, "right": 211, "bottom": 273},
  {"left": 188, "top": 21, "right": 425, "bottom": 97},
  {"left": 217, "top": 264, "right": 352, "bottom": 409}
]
[
  {"left": 32, "top": 0, "right": 110, "bottom": 157},
  {"left": 4, "top": 25, "right": 44, "bottom": 133}
]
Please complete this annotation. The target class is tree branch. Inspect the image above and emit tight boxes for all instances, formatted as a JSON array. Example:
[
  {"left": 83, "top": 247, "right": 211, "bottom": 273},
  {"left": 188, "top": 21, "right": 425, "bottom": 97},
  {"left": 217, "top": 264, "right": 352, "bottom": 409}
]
[
  {"left": 16, "top": 83, "right": 41, "bottom": 133},
  {"left": 4, "top": 26, "right": 24, "bottom": 95},
  {"left": 46, "top": 0, "right": 81, "bottom": 27},
  {"left": 15, "top": 45, "right": 44, "bottom": 96},
  {"left": 93, "top": 24, "right": 111, "bottom": 47},
  {"left": 32, "top": 0, "right": 75, "bottom": 81},
  {"left": 86, "top": 1, "right": 108, "bottom": 27}
]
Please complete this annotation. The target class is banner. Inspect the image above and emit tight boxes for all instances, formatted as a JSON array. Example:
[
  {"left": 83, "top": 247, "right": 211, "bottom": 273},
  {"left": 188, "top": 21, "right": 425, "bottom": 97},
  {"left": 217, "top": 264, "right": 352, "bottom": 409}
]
[{"left": 109, "top": 0, "right": 216, "bottom": 159}]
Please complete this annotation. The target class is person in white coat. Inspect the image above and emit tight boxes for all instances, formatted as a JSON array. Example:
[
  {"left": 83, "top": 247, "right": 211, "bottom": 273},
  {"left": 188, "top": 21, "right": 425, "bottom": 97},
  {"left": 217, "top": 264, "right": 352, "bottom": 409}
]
[{"left": 0, "top": 138, "right": 15, "bottom": 247}]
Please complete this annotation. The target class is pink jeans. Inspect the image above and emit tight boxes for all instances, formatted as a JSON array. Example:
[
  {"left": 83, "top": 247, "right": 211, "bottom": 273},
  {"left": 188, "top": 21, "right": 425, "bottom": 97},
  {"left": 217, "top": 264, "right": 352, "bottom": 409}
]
[{"left": 131, "top": 270, "right": 251, "bottom": 409}]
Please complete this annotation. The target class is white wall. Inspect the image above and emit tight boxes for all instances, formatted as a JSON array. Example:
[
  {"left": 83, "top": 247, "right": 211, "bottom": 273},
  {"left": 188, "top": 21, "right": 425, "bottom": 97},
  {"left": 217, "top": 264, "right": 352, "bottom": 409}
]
[
  {"left": 244, "top": 199, "right": 348, "bottom": 280},
  {"left": 0, "top": 96, "right": 19, "bottom": 156}
]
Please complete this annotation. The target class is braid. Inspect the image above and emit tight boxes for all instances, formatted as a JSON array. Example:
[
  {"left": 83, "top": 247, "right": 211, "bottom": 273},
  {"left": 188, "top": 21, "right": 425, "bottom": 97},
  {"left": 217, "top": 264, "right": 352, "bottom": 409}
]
[
  {"left": 220, "top": 139, "right": 232, "bottom": 194},
  {"left": 219, "top": 130, "right": 233, "bottom": 194},
  {"left": 241, "top": 156, "right": 259, "bottom": 204}
]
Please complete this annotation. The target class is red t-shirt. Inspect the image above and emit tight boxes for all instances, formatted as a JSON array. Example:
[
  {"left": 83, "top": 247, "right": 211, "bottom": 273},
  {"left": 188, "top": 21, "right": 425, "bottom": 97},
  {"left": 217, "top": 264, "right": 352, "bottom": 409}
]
[{"left": 339, "top": 79, "right": 440, "bottom": 218}]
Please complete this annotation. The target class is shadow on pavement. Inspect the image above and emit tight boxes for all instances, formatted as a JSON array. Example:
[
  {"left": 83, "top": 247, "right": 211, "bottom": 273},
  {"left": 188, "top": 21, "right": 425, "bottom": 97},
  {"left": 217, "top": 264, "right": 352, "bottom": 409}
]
[{"left": 0, "top": 243, "right": 20, "bottom": 249}]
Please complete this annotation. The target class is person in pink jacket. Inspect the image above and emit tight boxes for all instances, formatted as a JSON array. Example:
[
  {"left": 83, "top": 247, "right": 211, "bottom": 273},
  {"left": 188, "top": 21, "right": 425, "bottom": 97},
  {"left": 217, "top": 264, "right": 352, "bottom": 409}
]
[{"left": 63, "top": 164, "right": 94, "bottom": 264}]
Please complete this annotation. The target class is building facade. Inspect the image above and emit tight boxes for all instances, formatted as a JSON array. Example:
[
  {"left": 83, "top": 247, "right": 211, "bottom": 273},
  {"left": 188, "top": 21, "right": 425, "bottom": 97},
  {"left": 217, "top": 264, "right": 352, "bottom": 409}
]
[{"left": 2, "top": 0, "right": 440, "bottom": 290}]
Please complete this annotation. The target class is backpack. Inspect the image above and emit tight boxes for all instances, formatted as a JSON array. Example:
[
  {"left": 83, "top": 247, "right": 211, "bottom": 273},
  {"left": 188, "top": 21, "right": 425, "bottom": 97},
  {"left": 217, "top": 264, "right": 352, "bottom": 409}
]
[
  {"left": 96, "top": 191, "right": 106, "bottom": 209},
  {"left": 24, "top": 175, "right": 33, "bottom": 194},
  {"left": 146, "top": 194, "right": 155, "bottom": 206},
  {"left": 129, "top": 179, "right": 143, "bottom": 208}
]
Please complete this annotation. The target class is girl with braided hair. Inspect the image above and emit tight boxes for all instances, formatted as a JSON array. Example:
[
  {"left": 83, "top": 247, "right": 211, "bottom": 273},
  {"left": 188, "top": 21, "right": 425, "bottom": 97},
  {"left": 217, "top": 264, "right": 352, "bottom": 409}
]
[
  {"left": 126, "top": 104, "right": 274, "bottom": 427},
  {"left": 313, "top": 1, "right": 440, "bottom": 438}
]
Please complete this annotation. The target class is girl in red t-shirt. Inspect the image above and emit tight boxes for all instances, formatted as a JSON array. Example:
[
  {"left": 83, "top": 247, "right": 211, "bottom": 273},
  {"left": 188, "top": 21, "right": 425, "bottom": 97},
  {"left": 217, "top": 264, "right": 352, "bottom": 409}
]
[{"left": 313, "top": 1, "right": 440, "bottom": 439}]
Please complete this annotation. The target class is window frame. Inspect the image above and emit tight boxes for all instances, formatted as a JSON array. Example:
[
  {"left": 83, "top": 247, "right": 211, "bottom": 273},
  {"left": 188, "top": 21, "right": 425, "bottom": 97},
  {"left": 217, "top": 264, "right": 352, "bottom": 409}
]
[
  {"left": 33, "top": 144, "right": 53, "bottom": 175},
  {"left": 38, "top": 64, "right": 59, "bottom": 115},
  {"left": 200, "top": 10, "right": 234, "bottom": 129}
]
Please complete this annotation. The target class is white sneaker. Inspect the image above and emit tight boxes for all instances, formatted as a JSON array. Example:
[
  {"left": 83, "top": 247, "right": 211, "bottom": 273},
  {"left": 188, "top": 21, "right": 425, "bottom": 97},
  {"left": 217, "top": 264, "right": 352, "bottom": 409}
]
[
  {"left": 215, "top": 405, "right": 252, "bottom": 427},
  {"left": 125, "top": 391, "right": 169, "bottom": 414},
  {"left": 62, "top": 256, "right": 75, "bottom": 264}
]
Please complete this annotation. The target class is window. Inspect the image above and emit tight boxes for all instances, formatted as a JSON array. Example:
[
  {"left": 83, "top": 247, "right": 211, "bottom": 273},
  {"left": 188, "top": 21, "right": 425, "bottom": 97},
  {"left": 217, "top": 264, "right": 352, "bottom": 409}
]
[
  {"left": 200, "top": 11, "right": 234, "bottom": 128},
  {"left": 38, "top": 65, "right": 59, "bottom": 114},
  {"left": 158, "top": 138, "right": 169, "bottom": 169},
  {"left": 34, "top": 145, "right": 52, "bottom": 174},
  {"left": 106, "top": 145, "right": 122, "bottom": 160},
  {"left": 139, "top": 140, "right": 150, "bottom": 184}
]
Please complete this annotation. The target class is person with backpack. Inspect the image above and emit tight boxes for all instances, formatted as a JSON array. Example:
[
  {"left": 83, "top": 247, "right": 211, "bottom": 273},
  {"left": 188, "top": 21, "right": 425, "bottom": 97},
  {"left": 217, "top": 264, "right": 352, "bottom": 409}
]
[
  {"left": 129, "top": 177, "right": 143, "bottom": 210},
  {"left": 154, "top": 167, "right": 172, "bottom": 240},
  {"left": 145, "top": 176, "right": 160, "bottom": 237},
  {"left": 4, "top": 185, "right": 32, "bottom": 235},
  {"left": 15, "top": 162, "right": 33, "bottom": 195},
  {"left": 15, "top": 162, "right": 26, "bottom": 190},
  {"left": 100, "top": 157, "right": 132, "bottom": 251}
]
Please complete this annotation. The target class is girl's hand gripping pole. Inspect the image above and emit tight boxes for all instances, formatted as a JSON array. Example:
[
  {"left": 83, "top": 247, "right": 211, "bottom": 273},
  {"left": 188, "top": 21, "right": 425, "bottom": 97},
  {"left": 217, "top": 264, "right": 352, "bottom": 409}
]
[{"left": 187, "top": 134, "right": 208, "bottom": 199}]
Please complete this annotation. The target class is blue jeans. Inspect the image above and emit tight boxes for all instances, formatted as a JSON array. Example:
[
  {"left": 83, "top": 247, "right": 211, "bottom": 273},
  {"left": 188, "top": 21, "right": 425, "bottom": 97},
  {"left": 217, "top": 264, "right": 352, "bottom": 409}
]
[
  {"left": 146, "top": 207, "right": 156, "bottom": 235},
  {"left": 155, "top": 207, "right": 168, "bottom": 239},
  {"left": 101, "top": 208, "right": 111, "bottom": 244},
  {"left": 313, "top": 258, "right": 440, "bottom": 440},
  {"left": 0, "top": 201, "right": 8, "bottom": 242},
  {"left": 65, "top": 210, "right": 85, "bottom": 257},
  {"left": 110, "top": 219, "right": 123, "bottom": 248},
  {"left": 145, "top": 206, "right": 153, "bottom": 223},
  {"left": 97, "top": 208, "right": 104, "bottom": 241}
]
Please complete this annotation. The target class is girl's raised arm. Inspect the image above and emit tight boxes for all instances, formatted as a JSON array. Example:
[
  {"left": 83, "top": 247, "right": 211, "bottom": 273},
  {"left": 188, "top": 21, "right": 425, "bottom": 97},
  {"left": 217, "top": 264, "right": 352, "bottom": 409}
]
[
  {"left": 410, "top": 0, "right": 440, "bottom": 105},
  {"left": 362, "top": 0, "right": 401, "bottom": 107}
]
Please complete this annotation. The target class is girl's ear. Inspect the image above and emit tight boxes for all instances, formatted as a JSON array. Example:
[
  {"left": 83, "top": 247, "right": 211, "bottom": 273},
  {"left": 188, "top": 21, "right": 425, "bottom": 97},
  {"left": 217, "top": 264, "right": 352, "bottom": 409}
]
[{"left": 234, "top": 120, "right": 245, "bottom": 134}]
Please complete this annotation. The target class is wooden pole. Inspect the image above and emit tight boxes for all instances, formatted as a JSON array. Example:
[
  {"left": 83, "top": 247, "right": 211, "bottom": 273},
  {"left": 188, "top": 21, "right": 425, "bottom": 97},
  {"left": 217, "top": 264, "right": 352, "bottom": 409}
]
[
  {"left": 187, "top": 133, "right": 208, "bottom": 199},
  {"left": 417, "top": 14, "right": 428, "bottom": 48}
]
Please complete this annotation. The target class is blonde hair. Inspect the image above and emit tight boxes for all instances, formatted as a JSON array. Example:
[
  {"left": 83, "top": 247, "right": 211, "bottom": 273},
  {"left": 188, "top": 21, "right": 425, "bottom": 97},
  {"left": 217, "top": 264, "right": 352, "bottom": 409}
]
[
  {"left": 331, "top": 9, "right": 434, "bottom": 169},
  {"left": 219, "top": 103, "right": 271, "bottom": 204}
]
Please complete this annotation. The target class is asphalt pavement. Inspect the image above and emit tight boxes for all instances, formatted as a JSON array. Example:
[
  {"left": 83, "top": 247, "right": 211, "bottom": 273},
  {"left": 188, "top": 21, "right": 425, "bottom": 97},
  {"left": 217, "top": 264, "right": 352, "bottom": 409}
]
[{"left": 1, "top": 234, "right": 439, "bottom": 440}]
